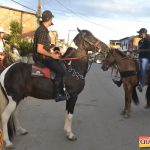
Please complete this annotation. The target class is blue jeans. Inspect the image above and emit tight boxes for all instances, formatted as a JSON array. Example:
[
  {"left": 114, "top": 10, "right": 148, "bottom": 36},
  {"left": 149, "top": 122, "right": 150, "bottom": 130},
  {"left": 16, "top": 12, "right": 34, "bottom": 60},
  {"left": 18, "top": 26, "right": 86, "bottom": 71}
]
[{"left": 139, "top": 58, "right": 150, "bottom": 87}]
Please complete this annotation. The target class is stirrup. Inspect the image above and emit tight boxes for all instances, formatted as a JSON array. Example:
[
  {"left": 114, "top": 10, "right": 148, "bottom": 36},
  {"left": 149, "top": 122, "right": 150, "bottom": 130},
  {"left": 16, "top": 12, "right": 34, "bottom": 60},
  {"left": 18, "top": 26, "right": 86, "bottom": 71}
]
[
  {"left": 55, "top": 93, "right": 66, "bottom": 102},
  {"left": 112, "top": 79, "right": 122, "bottom": 87}
]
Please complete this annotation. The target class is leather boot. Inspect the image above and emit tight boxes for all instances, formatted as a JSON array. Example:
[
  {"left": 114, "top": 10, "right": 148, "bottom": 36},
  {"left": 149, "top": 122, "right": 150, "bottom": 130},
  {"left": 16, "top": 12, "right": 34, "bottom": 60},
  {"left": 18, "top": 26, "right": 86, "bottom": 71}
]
[{"left": 54, "top": 81, "right": 66, "bottom": 102}]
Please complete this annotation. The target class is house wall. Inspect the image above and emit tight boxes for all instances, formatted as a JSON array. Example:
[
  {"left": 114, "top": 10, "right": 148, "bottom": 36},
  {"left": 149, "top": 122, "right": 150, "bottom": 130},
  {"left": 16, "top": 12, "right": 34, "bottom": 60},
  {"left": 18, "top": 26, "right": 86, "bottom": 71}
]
[{"left": 0, "top": 5, "right": 38, "bottom": 38}]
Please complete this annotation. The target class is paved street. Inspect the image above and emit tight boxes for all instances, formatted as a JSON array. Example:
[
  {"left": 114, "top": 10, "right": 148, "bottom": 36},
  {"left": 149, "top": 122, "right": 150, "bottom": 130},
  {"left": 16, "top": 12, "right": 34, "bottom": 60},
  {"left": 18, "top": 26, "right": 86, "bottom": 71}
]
[{"left": 9, "top": 64, "right": 150, "bottom": 150}]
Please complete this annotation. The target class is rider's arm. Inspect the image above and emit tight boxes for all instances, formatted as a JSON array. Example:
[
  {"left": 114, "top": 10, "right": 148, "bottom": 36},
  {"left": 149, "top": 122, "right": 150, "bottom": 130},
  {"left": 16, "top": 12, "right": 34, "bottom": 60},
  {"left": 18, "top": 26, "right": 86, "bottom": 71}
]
[
  {"left": 37, "top": 44, "right": 52, "bottom": 57},
  {"left": 37, "top": 44, "right": 59, "bottom": 59},
  {"left": 37, "top": 31, "right": 59, "bottom": 59}
]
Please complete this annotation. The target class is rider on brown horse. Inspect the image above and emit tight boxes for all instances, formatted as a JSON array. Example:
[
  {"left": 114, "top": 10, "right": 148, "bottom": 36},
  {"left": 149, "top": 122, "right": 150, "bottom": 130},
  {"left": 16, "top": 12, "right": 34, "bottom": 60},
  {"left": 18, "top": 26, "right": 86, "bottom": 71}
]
[
  {"left": 112, "top": 28, "right": 150, "bottom": 90},
  {"left": 137, "top": 28, "right": 150, "bottom": 92},
  {"left": 33, "top": 10, "right": 66, "bottom": 102}
]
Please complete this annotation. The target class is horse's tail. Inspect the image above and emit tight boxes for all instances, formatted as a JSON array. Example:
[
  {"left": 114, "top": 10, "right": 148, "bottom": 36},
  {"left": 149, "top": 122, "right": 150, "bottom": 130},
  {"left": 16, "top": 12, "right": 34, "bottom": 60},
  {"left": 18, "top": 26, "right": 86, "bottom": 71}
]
[
  {"left": 146, "top": 85, "right": 150, "bottom": 107},
  {"left": 132, "top": 86, "right": 139, "bottom": 105},
  {"left": 7, "top": 116, "right": 16, "bottom": 140},
  {"left": 0, "top": 84, "right": 16, "bottom": 140}
]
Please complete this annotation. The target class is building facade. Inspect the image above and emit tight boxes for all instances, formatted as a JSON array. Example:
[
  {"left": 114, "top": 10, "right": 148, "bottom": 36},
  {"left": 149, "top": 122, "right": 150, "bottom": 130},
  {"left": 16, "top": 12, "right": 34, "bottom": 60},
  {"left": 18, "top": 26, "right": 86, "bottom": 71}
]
[
  {"left": 0, "top": 5, "right": 59, "bottom": 45},
  {"left": 110, "top": 35, "right": 142, "bottom": 52},
  {"left": 0, "top": 5, "right": 38, "bottom": 38},
  {"left": 109, "top": 40, "right": 121, "bottom": 49}
]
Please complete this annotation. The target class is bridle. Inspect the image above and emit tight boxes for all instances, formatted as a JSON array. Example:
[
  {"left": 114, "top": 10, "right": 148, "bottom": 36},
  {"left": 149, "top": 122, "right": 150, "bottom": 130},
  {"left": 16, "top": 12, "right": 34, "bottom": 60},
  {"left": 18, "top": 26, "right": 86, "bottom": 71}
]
[
  {"left": 62, "top": 32, "right": 104, "bottom": 80},
  {"left": 61, "top": 33, "right": 102, "bottom": 62},
  {"left": 81, "top": 35, "right": 102, "bottom": 51},
  {"left": 77, "top": 33, "right": 103, "bottom": 72}
]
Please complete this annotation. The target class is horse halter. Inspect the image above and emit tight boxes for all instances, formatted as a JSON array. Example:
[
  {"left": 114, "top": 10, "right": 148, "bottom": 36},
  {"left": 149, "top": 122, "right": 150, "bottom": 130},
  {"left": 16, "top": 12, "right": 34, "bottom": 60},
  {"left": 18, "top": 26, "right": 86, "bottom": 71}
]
[
  {"left": 82, "top": 37, "right": 102, "bottom": 51},
  {"left": 77, "top": 31, "right": 102, "bottom": 53}
]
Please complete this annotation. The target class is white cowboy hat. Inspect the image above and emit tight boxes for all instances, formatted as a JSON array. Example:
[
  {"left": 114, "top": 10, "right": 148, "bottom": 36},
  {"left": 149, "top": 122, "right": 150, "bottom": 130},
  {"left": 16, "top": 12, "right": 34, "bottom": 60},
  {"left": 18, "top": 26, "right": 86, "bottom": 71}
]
[{"left": 0, "top": 27, "right": 5, "bottom": 33}]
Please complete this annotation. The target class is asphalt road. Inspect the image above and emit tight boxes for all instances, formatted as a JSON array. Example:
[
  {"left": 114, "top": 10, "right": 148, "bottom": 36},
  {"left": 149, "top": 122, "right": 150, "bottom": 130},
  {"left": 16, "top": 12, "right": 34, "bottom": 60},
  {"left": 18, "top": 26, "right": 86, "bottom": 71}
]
[{"left": 7, "top": 64, "right": 150, "bottom": 150}]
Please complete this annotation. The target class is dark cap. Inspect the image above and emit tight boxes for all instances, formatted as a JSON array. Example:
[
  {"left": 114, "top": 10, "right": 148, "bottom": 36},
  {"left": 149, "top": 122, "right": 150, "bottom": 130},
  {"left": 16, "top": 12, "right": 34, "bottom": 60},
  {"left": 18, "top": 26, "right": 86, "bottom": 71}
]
[
  {"left": 42, "top": 10, "right": 54, "bottom": 22},
  {"left": 54, "top": 47, "right": 60, "bottom": 51},
  {"left": 137, "top": 28, "right": 147, "bottom": 34}
]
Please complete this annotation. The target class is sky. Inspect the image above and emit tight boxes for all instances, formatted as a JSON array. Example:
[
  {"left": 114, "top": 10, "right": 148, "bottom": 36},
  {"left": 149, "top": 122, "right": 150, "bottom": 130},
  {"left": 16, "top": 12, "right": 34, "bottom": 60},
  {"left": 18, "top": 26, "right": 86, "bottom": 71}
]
[{"left": 0, "top": 0, "right": 150, "bottom": 44}]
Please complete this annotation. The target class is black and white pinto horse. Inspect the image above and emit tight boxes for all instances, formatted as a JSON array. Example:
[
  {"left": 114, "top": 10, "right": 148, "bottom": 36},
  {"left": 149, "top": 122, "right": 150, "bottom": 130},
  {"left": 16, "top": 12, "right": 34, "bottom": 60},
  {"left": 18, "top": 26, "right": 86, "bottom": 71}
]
[{"left": 0, "top": 29, "right": 109, "bottom": 149}]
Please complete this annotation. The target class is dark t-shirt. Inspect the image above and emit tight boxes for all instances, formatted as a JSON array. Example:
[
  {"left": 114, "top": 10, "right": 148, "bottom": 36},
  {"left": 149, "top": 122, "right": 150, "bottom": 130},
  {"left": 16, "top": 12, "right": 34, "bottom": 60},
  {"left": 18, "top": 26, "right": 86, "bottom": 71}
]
[
  {"left": 33, "top": 24, "right": 51, "bottom": 62},
  {"left": 138, "top": 36, "right": 150, "bottom": 58}
]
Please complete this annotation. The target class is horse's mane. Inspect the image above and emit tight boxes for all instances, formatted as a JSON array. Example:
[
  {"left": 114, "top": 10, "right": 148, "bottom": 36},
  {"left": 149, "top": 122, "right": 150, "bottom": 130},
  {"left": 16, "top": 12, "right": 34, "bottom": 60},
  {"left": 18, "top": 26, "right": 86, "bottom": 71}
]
[
  {"left": 114, "top": 49, "right": 126, "bottom": 57},
  {"left": 62, "top": 47, "right": 77, "bottom": 58}
]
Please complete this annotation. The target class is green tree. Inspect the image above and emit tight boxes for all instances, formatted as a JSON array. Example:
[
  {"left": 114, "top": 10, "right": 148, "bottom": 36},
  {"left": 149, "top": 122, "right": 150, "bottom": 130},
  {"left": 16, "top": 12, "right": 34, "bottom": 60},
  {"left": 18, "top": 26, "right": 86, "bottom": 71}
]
[
  {"left": 18, "top": 39, "right": 33, "bottom": 56},
  {"left": 7, "top": 20, "right": 22, "bottom": 48}
]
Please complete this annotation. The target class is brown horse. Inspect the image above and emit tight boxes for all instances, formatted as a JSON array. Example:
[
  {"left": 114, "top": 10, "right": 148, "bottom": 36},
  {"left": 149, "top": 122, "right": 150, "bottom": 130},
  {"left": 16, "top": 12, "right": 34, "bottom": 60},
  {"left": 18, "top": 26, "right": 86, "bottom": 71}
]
[{"left": 101, "top": 49, "right": 150, "bottom": 118}]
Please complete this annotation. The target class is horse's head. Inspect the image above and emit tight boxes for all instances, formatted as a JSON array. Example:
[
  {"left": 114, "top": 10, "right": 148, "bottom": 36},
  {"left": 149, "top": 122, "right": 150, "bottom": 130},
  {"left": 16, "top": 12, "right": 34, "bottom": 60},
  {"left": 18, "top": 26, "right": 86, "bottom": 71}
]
[
  {"left": 3, "top": 51, "right": 21, "bottom": 68},
  {"left": 101, "top": 49, "right": 116, "bottom": 71},
  {"left": 73, "top": 28, "right": 109, "bottom": 54}
]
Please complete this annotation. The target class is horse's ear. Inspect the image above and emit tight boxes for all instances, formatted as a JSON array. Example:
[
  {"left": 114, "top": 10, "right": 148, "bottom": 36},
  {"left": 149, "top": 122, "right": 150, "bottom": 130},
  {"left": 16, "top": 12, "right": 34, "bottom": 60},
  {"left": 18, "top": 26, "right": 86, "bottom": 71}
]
[{"left": 77, "top": 27, "right": 81, "bottom": 33}]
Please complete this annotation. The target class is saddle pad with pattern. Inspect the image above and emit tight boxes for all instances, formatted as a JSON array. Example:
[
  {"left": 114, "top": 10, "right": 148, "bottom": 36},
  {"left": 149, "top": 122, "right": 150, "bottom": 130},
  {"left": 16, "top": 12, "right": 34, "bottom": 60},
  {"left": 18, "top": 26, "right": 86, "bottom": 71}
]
[{"left": 32, "top": 65, "right": 51, "bottom": 79}]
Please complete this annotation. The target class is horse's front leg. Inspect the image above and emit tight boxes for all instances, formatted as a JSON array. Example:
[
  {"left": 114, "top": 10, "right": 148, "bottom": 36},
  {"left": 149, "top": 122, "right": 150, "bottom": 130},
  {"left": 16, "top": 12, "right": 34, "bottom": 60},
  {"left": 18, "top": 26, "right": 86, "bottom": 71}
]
[
  {"left": 13, "top": 108, "right": 28, "bottom": 135},
  {"left": 124, "top": 86, "right": 133, "bottom": 118},
  {"left": 64, "top": 96, "right": 77, "bottom": 141}
]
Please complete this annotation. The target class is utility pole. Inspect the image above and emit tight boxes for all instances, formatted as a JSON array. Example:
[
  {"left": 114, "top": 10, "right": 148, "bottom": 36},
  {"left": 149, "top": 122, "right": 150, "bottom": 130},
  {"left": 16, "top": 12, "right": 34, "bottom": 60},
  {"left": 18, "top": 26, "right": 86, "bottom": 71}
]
[{"left": 37, "top": 0, "right": 41, "bottom": 24}]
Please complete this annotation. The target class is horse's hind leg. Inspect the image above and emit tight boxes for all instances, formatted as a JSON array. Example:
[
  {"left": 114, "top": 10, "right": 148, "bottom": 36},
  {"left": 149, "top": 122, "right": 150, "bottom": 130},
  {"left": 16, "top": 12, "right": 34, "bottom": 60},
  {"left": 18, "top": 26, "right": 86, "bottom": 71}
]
[
  {"left": 13, "top": 108, "right": 28, "bottom": 135},
  {"left": 121, "top": 83, "right": 128, "bottom": 115},
  {"left": 121, "top": 93, "right": 128, "bottom": 115},
  {"left": 145, "top": 85, "right": 150, "bottom": 109},
  {"left": 1, "top": 98, "right": 16, "bottom": 149},
  {"left": 64, "top": 96, "right": 77, "bottom": 141}
]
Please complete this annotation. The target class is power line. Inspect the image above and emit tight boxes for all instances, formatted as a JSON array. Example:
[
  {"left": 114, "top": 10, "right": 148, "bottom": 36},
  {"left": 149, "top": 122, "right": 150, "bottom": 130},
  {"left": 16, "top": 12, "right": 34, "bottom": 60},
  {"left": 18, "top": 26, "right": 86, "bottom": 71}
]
[
  {"left": 10, "top": 0, "right": 36, "bottom": 12},
  {"left": 54, "top": 0, "right": 116, "bottom": 31}
]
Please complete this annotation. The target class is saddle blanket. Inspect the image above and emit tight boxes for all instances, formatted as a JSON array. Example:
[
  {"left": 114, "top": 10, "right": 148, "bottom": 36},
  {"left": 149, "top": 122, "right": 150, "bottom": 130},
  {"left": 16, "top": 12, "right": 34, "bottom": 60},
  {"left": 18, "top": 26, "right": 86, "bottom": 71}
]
[{"left": 31, "top": 65, "right": 55, "bottom": 79}]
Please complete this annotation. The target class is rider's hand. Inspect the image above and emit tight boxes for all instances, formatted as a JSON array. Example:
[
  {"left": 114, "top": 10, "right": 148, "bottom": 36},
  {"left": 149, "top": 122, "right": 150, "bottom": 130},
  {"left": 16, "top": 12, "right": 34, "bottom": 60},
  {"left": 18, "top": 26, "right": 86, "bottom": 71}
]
[{"left": 50, "top": 52, "right": 60, "bottom": 60}]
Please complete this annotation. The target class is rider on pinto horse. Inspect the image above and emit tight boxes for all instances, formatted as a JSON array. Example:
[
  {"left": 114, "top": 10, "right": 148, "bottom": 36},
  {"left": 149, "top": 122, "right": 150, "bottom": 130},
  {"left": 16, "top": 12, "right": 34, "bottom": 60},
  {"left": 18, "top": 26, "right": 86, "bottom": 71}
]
[{"left": 33, "top": 10, "right": 66, "bottom": 102}]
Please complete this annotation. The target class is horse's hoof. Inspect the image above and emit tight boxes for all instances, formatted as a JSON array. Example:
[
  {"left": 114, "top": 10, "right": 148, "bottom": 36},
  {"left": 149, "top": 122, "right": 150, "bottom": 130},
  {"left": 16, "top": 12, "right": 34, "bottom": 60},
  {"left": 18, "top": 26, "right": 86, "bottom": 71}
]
[
  {"left": 120, "top": 110, "right": 126, "bottom": 115},
  {"left": 67, "top": 135, "right": 77, "bottom": 141},
  {"left": 17, "top": 129, "right": 28, "bottom": 136},
  {"left": 124, "top": 113, "right": 130, "bottom": 119},
  {"left": 21, "top": 131, "right": 28, "bottom": 135},
  {"left": 6, "top": 144, "right": 15, "bottom": 149},
  {"left": 144, "top": 105, "right": 150, "bottom": 109}
]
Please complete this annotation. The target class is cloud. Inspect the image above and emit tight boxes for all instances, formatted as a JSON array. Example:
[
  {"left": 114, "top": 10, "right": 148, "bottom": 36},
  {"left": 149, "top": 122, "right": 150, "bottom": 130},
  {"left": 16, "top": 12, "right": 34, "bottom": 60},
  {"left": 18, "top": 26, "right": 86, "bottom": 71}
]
[
  {"left": 70, "top": 0, "right": 150, "bottom": 19},
  {"left": 0, "top": 0, "right": 36, "bottom": 12},
  {"left": 2, "top": 0, "right": 150, "bottom": 20},
  {"left": 1, "top": 0, "right": 150, "bottom": 44}
]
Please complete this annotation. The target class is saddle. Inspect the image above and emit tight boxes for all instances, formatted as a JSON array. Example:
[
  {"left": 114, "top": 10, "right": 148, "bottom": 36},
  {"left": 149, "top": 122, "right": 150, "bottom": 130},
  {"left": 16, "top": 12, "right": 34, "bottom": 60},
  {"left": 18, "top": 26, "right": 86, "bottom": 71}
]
[
  {"left": 31, "top": 62, "right": 55, "bottom": 79},
  {"left": 31, "top": 62, "right": 70, "bottom": 100}
]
